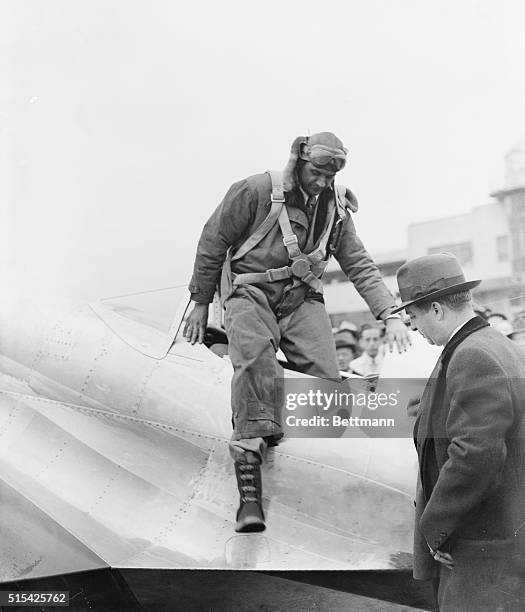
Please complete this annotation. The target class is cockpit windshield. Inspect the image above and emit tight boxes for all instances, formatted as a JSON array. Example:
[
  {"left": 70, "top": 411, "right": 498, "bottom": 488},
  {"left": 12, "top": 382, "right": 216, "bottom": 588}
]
[
  {"left": 89, "top": 285, "right": 192, "bottom": 359},
  {"left": 99, "top": 286, "right": 189, "bottom": 331}
]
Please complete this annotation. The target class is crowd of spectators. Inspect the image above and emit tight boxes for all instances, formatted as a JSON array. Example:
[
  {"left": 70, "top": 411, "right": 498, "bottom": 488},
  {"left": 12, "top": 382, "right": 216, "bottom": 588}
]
[
  {"left": 333, "top": 320, "right": 385, "bottom": 376},
  {"left": 477, "top": 307, "right": 525, "bottom": 351},
  {"left": 333, "top": 304, "right": 525, "bottom": 376}
]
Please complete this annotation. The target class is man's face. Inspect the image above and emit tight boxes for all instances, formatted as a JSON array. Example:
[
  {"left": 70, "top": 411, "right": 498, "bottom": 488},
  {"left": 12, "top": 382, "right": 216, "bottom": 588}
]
[
  {"left": 336, "top": 347, "right": 355, "bottom": 370},
  {"left": 359, "top": 329, "right": 381, "bottom": 357},
  {"left": 405, "top": 304, "right": 444, "bottom": 346},
  {"left": 298, "top": 162, "right": 336, "bottom": 196}
]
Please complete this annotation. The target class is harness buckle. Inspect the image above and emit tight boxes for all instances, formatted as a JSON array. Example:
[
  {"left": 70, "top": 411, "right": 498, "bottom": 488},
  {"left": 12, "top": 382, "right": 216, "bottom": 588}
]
[
  {"left": 302, "top": 271, "right": 324, "bottom": 293},
  {"left": 283, "top": 234, "right": 299, "bottom": 247},
  {"left": 271, "top": 193, "right": 285, "bottom": 204},
  {"left": 266, "top": 267, "right": 292, "bottom": 282},
  {"left": 290, "top": 258, "right": 311, "bottom": 279}
]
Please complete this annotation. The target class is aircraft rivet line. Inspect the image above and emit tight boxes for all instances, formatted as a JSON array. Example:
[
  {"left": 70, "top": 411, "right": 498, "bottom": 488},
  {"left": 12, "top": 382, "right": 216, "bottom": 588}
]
[
  {"left": 2, "top": 391, "right": 231, "bottom": 448},
  {"left": 34, "top": 441, "right": 68, "bottom": 479},
  {"left": 0, "top": 404, "right": 22, "bottom": 439},
  {"left": 132, "top": 361, "right": 160, "bottom": 415},
  {"left": 87, "top": 474, "right": 118, "bottom": 514}
]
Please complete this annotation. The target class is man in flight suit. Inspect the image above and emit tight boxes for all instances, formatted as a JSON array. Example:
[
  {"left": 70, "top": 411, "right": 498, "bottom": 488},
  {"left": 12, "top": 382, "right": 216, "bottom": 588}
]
[{"left": 184, "top": 132, "right": 409, "bottom": 532}]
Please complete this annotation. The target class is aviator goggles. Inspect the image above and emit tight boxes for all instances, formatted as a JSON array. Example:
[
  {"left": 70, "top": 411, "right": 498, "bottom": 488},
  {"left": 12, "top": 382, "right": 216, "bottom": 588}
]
[{"left": 300, "top": 144, "right": 348, "bottom": 171}]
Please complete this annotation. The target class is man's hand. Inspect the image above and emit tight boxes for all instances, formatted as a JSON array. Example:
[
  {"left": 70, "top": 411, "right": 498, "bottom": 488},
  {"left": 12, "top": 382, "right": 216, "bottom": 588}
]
[
  {"left": 432, "top": 549, "right": 454, "bottom": 570},
  {"left": 406, "top": 394, "right": 421, "bottom": 417},
  {"left": 183, "top": 303, "right": 209, "bottom": 345},
  {"left": 385, "top": 317, "right": 411, "bottom": 353}
]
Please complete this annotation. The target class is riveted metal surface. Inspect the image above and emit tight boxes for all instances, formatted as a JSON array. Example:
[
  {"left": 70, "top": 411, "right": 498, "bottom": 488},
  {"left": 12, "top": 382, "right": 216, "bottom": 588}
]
[{"left": 0, "top": 295, "right": 440, "bottom": 582}]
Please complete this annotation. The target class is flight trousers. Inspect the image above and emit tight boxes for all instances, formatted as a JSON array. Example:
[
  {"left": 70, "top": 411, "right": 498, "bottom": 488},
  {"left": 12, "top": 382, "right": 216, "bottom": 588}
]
[{"left": 224, "top": 285, "right": 340, "bottom": 453}]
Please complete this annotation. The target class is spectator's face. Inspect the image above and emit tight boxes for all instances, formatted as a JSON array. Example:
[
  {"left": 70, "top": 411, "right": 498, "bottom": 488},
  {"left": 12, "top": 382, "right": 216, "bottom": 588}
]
[
  {"left": 336, "top": 347, "right": 355, "bottom": 370},
  {"left": 360, "top": 329, "right": 381, "bottom": 357},
  {"left": 298, "top": 162, "right": 336, "bottom": 196}
]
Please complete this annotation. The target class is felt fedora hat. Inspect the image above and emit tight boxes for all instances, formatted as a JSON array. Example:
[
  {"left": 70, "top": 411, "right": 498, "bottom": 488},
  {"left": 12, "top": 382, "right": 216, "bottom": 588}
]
[{"left": 391, "top": 253, "right": 481, "bottom": 314}]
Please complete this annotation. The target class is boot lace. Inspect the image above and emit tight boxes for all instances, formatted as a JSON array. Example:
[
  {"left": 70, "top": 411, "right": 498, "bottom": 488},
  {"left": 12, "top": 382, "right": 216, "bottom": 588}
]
[{"left": 239, "top": 464, "right": 258, "bottom": 503}]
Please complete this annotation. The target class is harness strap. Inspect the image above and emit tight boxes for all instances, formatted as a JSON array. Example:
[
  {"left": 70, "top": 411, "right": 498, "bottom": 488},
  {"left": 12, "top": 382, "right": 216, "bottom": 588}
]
[
  {"left": 334, "top": 185, "right": 348, "bottom": 219},
  {"left": 231, "top": 171, "right": 341, "bottom": 295},
  {"left": 233, "top": 267, "right": 293, "bottom": 285},
  {"left": 268, "top": 170, "right": 285, "bottom": 202},
  {"left": 231, "top": 171, "right": 285, "bottom": 262},
  {"left": 308, "top": 204, "right": 337, "bottom": 264},
  {"left": 233, "top": 265, "right": 324, "bottom": 292},
  {"left": 277, "top": 206, "right": 302, "bottom": 259},
  {"left": 311, "top": 259, "right": 329, "bottom": 276}
]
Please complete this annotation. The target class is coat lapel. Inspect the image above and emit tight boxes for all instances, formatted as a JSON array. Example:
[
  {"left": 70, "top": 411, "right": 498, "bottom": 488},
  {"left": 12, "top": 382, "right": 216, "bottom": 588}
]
[
  {"left": 415, "top": 358, "right": 442, "bottom": 447},
  {"left": 416, "top": 316, "right": 489, "bottom": 445},
  {"left": 415, "top": 316, "right": 490, "bottom": 500}
]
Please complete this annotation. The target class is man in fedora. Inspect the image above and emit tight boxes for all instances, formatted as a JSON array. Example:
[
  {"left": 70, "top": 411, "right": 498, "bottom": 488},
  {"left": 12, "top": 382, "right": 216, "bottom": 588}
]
[{"left": 392, "top": 253, "right": 525, "bottom": 611}]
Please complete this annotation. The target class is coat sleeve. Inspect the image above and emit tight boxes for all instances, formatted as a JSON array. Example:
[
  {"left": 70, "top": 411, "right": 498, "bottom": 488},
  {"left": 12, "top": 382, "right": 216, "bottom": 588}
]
[
  {"left": 188, "top": 180, "right": 257, "bottom": 304},
  {"left": 419, "top": 347, "right": 515, "bottom": 551},
  {"left": 333, "top": 213, "right": 397, "bottom": 319}
]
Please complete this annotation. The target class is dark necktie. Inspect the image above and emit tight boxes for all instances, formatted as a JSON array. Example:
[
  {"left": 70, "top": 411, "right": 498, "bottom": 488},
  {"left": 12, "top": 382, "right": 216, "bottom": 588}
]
[{"left": 306, "top": 195, "right": 316, "bottom": 223}]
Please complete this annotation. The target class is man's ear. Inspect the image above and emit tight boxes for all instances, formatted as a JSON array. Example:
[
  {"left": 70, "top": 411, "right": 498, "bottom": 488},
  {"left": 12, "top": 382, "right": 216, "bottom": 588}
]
[
  {"left": 298, "top": 142, "right": 309, "bottom": 159},
  {"left": 432, "top": 302, "right": 445, "bottom": 319}
]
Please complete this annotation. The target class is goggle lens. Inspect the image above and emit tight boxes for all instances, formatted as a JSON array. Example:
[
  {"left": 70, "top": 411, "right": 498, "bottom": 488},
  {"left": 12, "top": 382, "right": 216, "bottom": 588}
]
[{"left": 301, "top": 145, "right": 347, "bottom": 170}]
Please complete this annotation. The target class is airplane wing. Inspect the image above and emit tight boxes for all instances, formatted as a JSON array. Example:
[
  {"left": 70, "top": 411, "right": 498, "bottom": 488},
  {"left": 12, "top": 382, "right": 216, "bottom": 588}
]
[
  {"left": 0, "top": 293, "right": 430, "bottom": 583},
  {"left": 0, "top": 386, "right": 415, "bottom": 582}
]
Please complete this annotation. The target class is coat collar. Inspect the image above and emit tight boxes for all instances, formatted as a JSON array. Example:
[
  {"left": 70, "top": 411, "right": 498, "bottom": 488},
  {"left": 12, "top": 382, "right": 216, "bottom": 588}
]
[
  {"left": 441, "top": 316, "right": 489, "bottom": 365},
  {"left": 415, "top": 316, "right": 489, "bottom": 447}
]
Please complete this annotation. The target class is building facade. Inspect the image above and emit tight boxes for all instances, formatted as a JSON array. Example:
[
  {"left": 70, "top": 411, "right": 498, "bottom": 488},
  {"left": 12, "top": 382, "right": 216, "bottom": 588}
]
[
  {"left": 323, "top": 250, "right": 406, "bottom": 328},
  {"left": 324, "top": 141, "right": 525, "bottom": 325}
]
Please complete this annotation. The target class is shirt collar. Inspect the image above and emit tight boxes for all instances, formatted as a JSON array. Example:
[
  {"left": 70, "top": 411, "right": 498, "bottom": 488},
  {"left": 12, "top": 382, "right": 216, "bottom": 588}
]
[
  {"left": 299, "top": 186, "right": 319, "bottom": 206},
  {"left": 447, "top": 315, "right": 477, "bottom": 344},
  {"left": 360, "top": 352, "right": 381, "bottom": 364}
]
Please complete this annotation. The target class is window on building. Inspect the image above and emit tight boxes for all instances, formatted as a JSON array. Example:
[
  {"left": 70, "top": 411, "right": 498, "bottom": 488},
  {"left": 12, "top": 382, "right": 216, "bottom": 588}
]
[
  {"left": 496, "top": 235, "right": 509, "bottom": 262},
  {"left": 511, "top": 224, "right": 525, "bottom": 272},
  {"left": 510, "top": 192, "right": 525, "bottom": 217},
  {"left": 427, "top": 242, "right": 473, "bottom": 267},
  {"left": 512, "top": 226, "right": 525, "bottom": 256}
]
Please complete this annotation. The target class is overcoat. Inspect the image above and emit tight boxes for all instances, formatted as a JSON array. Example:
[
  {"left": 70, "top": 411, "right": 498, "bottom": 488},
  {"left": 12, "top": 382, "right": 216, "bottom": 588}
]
[{"left": 413, "top": 317, "right": 525, "bottom": 611}]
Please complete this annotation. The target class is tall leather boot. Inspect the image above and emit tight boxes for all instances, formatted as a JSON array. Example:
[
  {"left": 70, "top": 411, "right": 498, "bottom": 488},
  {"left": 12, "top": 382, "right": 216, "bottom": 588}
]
[{"left": 234, "top": 451, "right": 265, "bottom": 533}]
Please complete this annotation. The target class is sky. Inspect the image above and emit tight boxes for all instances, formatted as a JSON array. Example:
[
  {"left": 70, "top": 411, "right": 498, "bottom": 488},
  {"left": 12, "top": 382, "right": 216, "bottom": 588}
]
[{"left": 2, "top": 0, "right": 525, "bottom": 301}]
